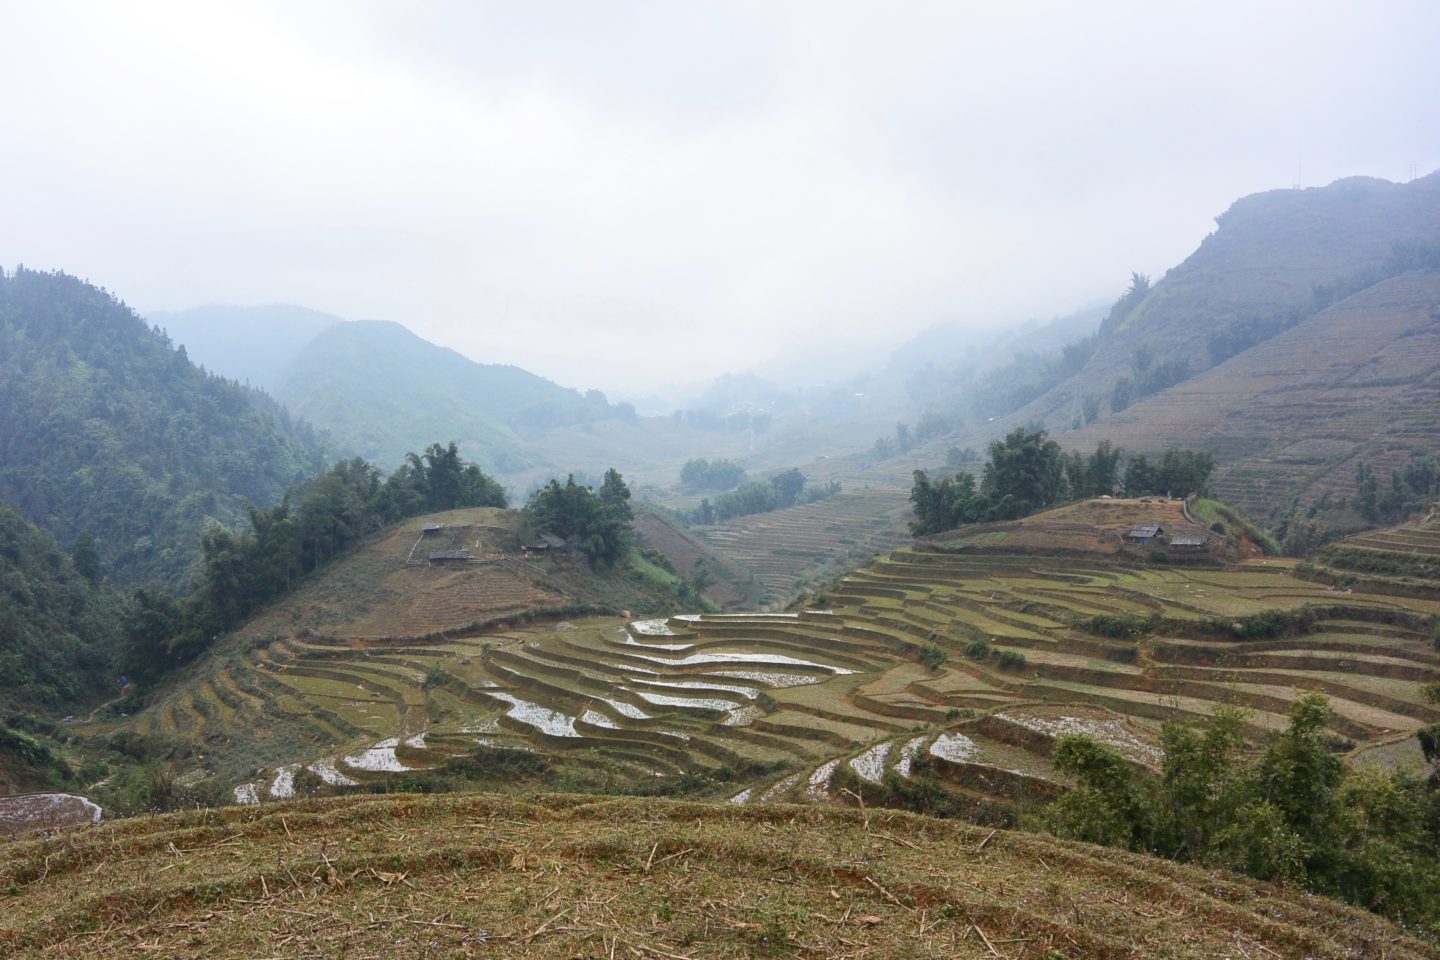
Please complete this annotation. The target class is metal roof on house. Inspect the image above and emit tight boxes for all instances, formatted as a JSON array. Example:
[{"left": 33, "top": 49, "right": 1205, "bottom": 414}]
[
  {"left": 1169, "top": 533, "right": 1208, "bottom": 547},
  {"left": 1126, "top": 523, "right": 1164, "bottom": 538}
]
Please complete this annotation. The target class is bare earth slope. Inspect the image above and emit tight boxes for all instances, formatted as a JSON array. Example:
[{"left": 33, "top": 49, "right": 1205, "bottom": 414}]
[
  {"left": 1062, "top": 271, "right": 1440, "bottom": 518},
  {"left": 2, "top": 792, "right": 1431, "bottom": 959}
]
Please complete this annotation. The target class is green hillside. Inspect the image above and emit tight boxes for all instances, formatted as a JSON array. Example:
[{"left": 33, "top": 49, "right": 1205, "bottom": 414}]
[
  {"left": 0, "top": 504, "right": 124, "bottom": 792},
  {"left": 272, "top": 320, "right": 625, "bottom": 473},
  {"left": 0, "top": 268, "right": 329, "bottom": 587}
]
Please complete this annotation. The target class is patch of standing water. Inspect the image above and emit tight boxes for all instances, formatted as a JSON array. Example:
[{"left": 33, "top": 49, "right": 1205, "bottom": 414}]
[
  {"left": 710, "top": 670, "right": 823, "bottom": 688},
  {"left": 722, "top": 704, "right": 764, "bottom": 727},
  {"left": 460, "top": 716, "right": 501, "bottom": 734},
  {"left": 729, "top": 788, "right": 754, "bottom": 805},
  {"left": 486, "top": 691, "right": 581, "bottom": 737},
  {"left": 630, "top": 618, "right": 677, "bottom": 636},
  {"left": 893, "top": 736, "right": 927, "bottom": 777},
  {"left": 620, "top": 632, "right": 692, "bottom": 651},
  {"left": 580, "top": 709, "right": 618, "bottom": 729},
  {"left": 233, "top": 783, "right": 260, "bottom": 805},
  {"left": 849, "top": 742, "right": 893, "bottom": 783},
  {"left": 404, "top": 731, "right": 427, "bottom": 748},
  {"left": 269, "top": 764, "right": 299, "bottom": 799},
  {"left": 598, "top": 697, "right": 651, "bottom": 720},
  {"left": 929, "top": 733, "right": 978, "bottom": 764},
  {"left": 309, "top": 758, "right": 360, "bottom": 787},
  {"left": 807, "top": 759, "right": 840, "bottom": 800},
  {"left": 345, "top": 737, "right": 413, "bottom": 773},
  {"left": 996, "top": 713, "right": 1162, "bottom": 766},
  {"left": 634, "top": 691, "right": 742, "bottom": 712},
  {"left": 626, "top": 651, "right": 855, "bottom": 673},
  {"left": 634, "top": 678, "right": 761, "bottom": 699}
]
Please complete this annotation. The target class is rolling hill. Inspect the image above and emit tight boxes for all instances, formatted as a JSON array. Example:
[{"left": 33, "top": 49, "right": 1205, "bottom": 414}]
[
  {"left": 2, "top": 791, "right": 1428, "bottom": 959},
  {"left": 271, "top": 320, "right": 626, "bottom": 473}
]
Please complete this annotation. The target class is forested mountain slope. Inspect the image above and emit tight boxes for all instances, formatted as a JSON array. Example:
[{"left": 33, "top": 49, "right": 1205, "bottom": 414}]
[
  {"left": 272, "top": 320, "right": 632, "bottom": 473},
  {"left": 0, "top": 504, "right": 120, "bottom": 716},
  {"left": 0, "top": 268, "right": 328, "bottom": 587}
]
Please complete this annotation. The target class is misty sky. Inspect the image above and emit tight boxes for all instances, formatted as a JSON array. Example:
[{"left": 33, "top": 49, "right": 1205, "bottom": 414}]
[{"left": 3, "top": 1, "right": 1437, "bottom": 395}]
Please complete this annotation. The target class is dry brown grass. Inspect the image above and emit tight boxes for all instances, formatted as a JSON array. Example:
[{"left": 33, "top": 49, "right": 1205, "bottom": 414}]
[{"left": 3, "top": 792, "right": 1431, "bottom": 959}]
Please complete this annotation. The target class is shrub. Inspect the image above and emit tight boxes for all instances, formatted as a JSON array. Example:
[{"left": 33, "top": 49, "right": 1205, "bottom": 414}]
[
  {"left": 918, "top": 643, "right": 949, "bottom": 671},
  {"left": 996, "top": 650, "right": 1027, "bottom": 670},
  {"left": 1085, "top": 613, "right": 1154, "bottom": 639},
  {"left": 965, "top": 638, "right": 992, "bottom": 661}
]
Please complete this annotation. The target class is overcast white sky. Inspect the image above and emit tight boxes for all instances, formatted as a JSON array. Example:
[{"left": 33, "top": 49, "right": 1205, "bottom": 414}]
[{"left": 3, "top": 1, "right": 1437, "bottom": 394}]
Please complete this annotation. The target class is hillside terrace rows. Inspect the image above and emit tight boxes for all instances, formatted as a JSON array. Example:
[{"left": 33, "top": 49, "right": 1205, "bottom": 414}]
[
  {"left": 698, "top": 488, "right": 912, "bottom": 606},
  {"left": 142, "top": 541, "right": 1440, "bottom": 818}
]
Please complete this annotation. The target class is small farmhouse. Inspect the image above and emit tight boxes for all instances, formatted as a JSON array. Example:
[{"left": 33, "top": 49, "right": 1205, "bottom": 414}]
[
  {"left": 1125, "top": 523, "right": 1165, "bottom": 545},
  {"left": 1169, "top": 532, "right": 1208, "bottom": 551},
  {"left": 428, "top": 549, "right": 471, "bottom": 566},
  {"left": 525, "top": 533, "right": 567, "bottom": 554},
  {"left": 422, "top": 523, "right": 444, "bottom": 536}
]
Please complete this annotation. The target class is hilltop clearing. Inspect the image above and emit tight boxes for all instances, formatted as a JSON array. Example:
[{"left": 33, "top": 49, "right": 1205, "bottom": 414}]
[{"left": 1, "top": 791, "right": 1429, "bottom": 959}]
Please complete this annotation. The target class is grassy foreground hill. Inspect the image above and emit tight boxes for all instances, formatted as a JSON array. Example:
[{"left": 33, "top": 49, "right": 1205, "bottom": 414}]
[{"left": 2, "top": 791, "right": 1430, "bottom": 959}]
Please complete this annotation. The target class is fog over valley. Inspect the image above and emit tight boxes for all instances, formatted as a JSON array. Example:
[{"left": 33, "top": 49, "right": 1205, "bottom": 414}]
[{"left": 2, "top": 0, "right": 1437, "bottom": 395}]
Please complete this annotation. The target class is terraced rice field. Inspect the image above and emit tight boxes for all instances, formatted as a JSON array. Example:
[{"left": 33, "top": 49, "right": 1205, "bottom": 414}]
[
  {"left": 698, "top": 488, "right": 913, "bottom": 607},
  {"left": 1329, "top": 507, "right": 1440, "bottom": 571},
  {"left": 109, "top": 540, "right": 1440, "bottom": 821}
]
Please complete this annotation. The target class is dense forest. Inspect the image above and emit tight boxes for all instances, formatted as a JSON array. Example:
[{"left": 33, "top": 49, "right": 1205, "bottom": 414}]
[
  {"left": 0, "top": 267, "right": 329, "bottom": 587},
  {"left": 0, "top": 504, "right": 121, "bottom": 715}
]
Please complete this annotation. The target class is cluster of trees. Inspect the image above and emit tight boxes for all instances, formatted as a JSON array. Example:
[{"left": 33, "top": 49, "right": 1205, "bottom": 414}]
[
  {"left": 1048, "top": 693, "right": 1440, "bottom": 932},
  {"left": 1354, "top": 454, "right": 1439, "bottom": 525},
  {"left": 1111, "top": 344, "right": 1191, "bottom": 413},
  {"left": 686, "top": 468, "right": 839, "bottom": 525},
  {"left": 678, "top": 458, "right": 747, "bottom": 492},
  {"left": 0, "top": 267, "right": 329, "bottom": 588},
  {"left": 670, "top": 409, "right": 772, "bottom": 433},
  {"left": 871, "top": 413, "right": 957, "bottom": 459},
  {"left": 523, "top": 469, "right": 633, "bottom": 568},
  {"left": 911, "top": 428, "right": 1215, "bottom": 535},
  {"left": 1121, "top": 448, "right": 1216, "bottom": 498},
  {"left": 124, "top": 443, "right": 507, "bottom": 678}
]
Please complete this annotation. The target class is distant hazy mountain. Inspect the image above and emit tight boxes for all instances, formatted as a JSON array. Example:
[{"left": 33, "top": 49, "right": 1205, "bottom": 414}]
[
  {"left": 147, "top": 303, "right": 343, "bottom": 391},
  {"left": 271, "top": 320, "right": 632, "bottom": 473},
  {"left": 0, "top": 268, "right": 329, "bottom": 586}
]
